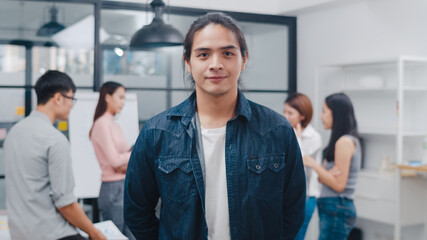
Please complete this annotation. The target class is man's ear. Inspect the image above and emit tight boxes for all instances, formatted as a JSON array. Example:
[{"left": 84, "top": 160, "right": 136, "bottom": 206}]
[
  {"left": 52, "top": 92, "right": 62, "bottom": 105},
  {"left": 183, "top": 55, "right": 191, "bottom": 73},
  {"left": 241, "top": 52, "right": 249, "bottom": 71}
]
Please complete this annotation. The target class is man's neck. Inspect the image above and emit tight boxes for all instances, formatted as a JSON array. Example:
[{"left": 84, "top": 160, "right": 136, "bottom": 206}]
[
  {"left": 36, "top": 105, "right": 56, "bottom": 124},
  {"left": 196, "top": 90, "right": 238, "bottom": 129}
]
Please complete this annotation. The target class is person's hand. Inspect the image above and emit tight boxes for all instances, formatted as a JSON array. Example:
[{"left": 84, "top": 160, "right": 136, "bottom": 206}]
[
  {"left": 329, "top": 166, "right": 341, "bottom": 176},
  {"left": 89, "top": 229, "right": 107, "bottom": 240},
  {"left": 114, "top": 164, "right": 127, "bottom": 174},
  {"left": 302, "top": 155, "right": 316, "bottom": 168}
]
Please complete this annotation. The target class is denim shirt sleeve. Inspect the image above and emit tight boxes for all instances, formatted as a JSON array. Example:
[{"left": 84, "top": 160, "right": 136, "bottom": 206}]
[
  {"left": 282, "top": 126, "right": 306, "bottom": 240},
  {"left": 124, "top": 127, "right": 160, "bottom": 239}
]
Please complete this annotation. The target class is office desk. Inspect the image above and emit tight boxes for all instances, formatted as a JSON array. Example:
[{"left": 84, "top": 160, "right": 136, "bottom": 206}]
[{"left": 398, "top": 164, "right": 427, "bottom": 172}]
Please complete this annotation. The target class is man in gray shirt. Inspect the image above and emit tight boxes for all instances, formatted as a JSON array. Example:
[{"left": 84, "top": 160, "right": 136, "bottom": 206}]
[{"left": 4, "top": 71, "right": 105, "bottom": 240}]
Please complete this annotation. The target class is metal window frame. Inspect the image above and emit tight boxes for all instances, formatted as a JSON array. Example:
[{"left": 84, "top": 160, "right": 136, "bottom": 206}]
[{"left": 0, "top": 0, "right": 297, "bottom": 114}]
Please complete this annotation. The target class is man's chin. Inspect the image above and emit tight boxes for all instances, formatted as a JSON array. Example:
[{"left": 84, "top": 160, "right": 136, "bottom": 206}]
[{"left": 57, "top": 115, "right": 69, "bottom": 121}]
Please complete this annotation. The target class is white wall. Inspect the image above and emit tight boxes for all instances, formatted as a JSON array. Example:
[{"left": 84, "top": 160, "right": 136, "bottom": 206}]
[
  {"left": 297, "top": 0, "right": 427, "bottom": 239},
  {"left": 297, "top": 0, "right": 427, "bottom": 106},
  {"left": 278, "top": 0, "right": 346, "bottom": 15}
]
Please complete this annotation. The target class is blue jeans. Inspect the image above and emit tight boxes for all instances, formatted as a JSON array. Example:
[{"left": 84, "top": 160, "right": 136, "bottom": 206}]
[
  {"left": 295, "top": 196, "right": 317, "bottom": 240},
  {"left": 317, "top": 197, "right": 356, "bottom": 240}
]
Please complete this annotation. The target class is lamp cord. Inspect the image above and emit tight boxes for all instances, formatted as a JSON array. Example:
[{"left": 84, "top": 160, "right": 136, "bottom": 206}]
[
  {"left": 167, "top": 0, "right": 170, "bottom": 22},
  {"left": 19, "top": 1, "right": 24, "bottom": 38},
  {"left": 146, "top": 0, "right": 149, "bottom": 24}
]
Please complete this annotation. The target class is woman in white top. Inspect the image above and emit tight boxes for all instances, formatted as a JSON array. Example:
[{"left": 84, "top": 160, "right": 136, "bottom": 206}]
[{"left": 283, "top": 93, "right": 322, "bottom": 240}]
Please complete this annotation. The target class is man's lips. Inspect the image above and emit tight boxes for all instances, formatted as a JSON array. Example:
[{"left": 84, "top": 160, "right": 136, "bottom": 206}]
[{"left": 206, "top": 76, "right": 227, "bottom": 80}]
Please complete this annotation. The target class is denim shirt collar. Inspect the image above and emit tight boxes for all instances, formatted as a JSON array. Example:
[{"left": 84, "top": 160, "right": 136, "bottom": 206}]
[{"left": 166, "top": 89, "right": 252, "bottom": 124}]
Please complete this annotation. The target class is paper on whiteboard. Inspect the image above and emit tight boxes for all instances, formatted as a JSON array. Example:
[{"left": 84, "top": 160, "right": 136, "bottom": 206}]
[{"left": 0, "top": 215, "right": 11, "bottom": 240}]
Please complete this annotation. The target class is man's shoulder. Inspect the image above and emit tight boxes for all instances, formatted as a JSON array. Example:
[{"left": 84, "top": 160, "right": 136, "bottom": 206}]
[
  {"left": 142, "top": 110, "right": 169, "bottom": 130},
  {"left": 248, "top": 100, "right": 285, "bottom": 119},
  {"left": 247, "top": 100, "right": 292, "bottom": 133},
  {"left": 7, "top": 116, "right": 41, "bottom": 139},
  {"left": 7, "top": 115, "right": 66, "bottom": 145},
  {"left": 142, "top": 103, "right": 189, "bottom": 133},
  {"left": 143, "top": 95, "right": 193, "bottom": 128}
]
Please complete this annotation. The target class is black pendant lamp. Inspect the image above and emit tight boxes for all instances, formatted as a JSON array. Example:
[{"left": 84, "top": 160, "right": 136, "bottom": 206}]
[
  {"left": 37, "top": 5, "right": 66, "bottom": 37},
  {"left": 130, "top": 0, "right": 184, "bottom": 49}
]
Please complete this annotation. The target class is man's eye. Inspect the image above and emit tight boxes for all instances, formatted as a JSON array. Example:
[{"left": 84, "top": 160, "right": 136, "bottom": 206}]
[
  {"left": 198, "top": 53, "right": 208, "bottom": 57},
  {"left": 224, "top": 52, "right": 234, "bottom": 56}
]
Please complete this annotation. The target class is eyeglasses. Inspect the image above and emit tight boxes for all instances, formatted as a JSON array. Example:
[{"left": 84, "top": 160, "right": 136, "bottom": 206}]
[{"left": 61, "top": 93, "right": 78, "bottom": 105}]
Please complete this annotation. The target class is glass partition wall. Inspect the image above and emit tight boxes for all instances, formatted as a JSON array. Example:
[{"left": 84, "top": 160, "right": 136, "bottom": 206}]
[
  {"left": 100, "top": 4, "right": 294, "bottom": 121},
  {"left": 0, "top": 0, "right": 297, "bottom": 210},
  {"left": 0, "top": 0, "right": 96, "bottom": 210}
]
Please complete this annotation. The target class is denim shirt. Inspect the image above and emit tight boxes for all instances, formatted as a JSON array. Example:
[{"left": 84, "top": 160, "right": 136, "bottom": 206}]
[{"left": 124, "top": 90, "right": 306, "bottom": 240}]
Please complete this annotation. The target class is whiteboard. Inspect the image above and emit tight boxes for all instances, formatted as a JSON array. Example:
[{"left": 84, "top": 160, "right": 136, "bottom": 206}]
[{"left": 68, "top": 92, "right": 139, "bottom": 198}]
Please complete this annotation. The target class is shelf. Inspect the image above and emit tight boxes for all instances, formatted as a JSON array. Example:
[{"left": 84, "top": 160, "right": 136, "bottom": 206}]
[
  {"left": 343, "top": 88, "right": 395, "bottom": 92},
  {"left": 359, "top": 129, "right": 427, "bottom": 136},
  {"left": 400, "top": 56, "right": 427, "bottom": 63},
  {"left": 401, "top": 130, "right": 427, "bottom": 136},
  {"left": 359, "top": 129, "right": 396, "bottom": 135},
  {"left": 316, "top": 56, "right": 427, "bottom": 240},
  {"left": 403, "top": 86, "right": 427, "bottom": 91},
  {"left": 338, "top": 87, "right": 427, "bottom": 93},
  {"left": 319, "top": 58, "right": 397, "bottom": 67},
  {"left": 359, "top": 170, "right": 397, "bottom": 179},
  {"left": 319, "top": 56, "right": 427, "bottom": 68}
]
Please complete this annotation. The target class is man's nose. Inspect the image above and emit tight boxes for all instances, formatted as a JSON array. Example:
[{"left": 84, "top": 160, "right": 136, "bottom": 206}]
[{"left": 209, "top": 54, "right": 223, "bottom": 71}]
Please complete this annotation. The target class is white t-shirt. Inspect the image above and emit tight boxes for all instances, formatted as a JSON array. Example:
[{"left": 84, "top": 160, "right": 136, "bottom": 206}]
[
  {"left": 201, "top": 126, "right": 231, "bottom": 240},
  {"left": 297, "top": 124, "right": 322, "bottom": 197}
]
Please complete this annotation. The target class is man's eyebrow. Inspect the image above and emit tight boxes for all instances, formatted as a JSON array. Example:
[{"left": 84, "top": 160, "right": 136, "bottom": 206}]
[
  {"left": 193, "top": 45, "right": 238, "bottom": 52},
  {"left": 193, "top": 47, "right": 211, "bottom": 52},
  {"left": 220, "top": 45, "right": 238, "bottom": 50}
]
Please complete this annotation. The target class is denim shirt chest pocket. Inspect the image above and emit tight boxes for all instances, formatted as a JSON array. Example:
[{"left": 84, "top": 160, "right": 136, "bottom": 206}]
[
  {"left": 247, "top": 153, "right": 286, "bottom": 201},
  {"left": 158, "top": 157, "right": 197, "bottom": 205}
]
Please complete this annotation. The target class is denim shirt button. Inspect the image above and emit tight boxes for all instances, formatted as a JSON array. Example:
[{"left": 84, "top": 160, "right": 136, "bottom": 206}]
[
  {"left": 255, "top": 164, "right": 261, "bottom": 170},
  {"left": 274, "top": 163, "right": 279, "bottom": 168}
]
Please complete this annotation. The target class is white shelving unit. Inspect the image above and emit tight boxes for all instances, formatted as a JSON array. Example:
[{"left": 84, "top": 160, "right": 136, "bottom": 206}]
[{"left": 315, "top": 56, "right": 427, "bottom": 240}]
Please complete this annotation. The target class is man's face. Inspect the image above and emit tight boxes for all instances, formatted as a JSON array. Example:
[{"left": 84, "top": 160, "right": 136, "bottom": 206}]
[
  {"left": 185, "top": 24, "right": 247, "bottom": 98},
  {"left": 57, "top": 89, "right": 75, "bottom": 120}
]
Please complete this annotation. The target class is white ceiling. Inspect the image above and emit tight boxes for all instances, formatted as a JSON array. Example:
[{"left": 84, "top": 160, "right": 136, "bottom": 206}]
[
  {"left": 114, "top": 0, "right": 349, "bottom": 15},
  {"left": 0, "top": 0, "right": 352, "bottom": 42}
]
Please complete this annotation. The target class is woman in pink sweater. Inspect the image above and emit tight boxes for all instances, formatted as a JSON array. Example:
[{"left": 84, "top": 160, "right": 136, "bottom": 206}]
[{"left": 90, "top": 81, "right": 135, "bottom": 240}]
